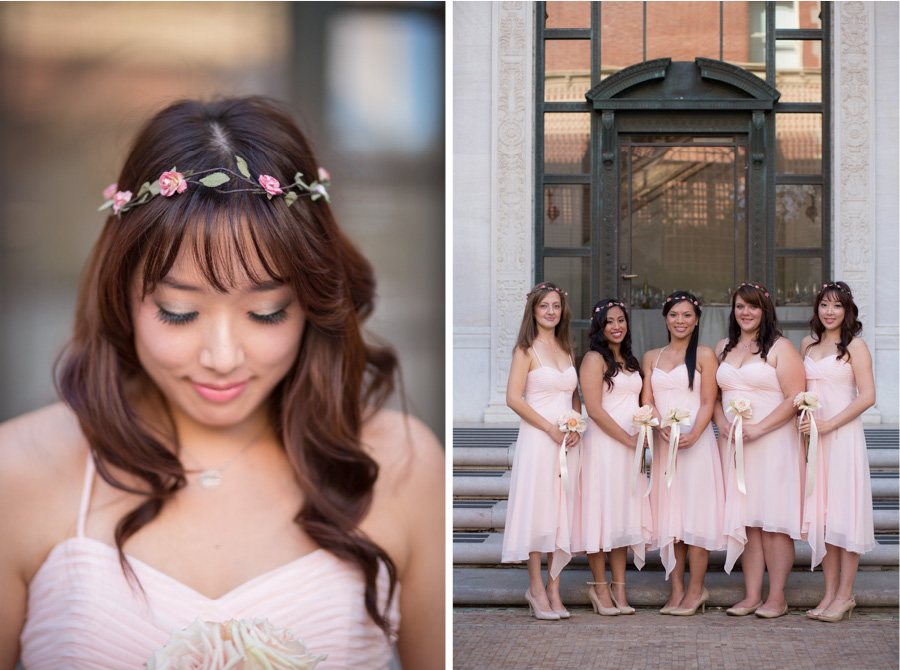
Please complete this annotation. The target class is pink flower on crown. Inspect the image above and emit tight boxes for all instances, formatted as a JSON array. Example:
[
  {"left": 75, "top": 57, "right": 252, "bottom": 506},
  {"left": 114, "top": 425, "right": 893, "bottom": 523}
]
[
  {"left": 312, "top": 183, "right": 329, "bottom": 198},
  {"left": 317, "top": 167, "right": 331, "bottom": 183},
  {"left": 103, "top": 183, "right": 118, "bottom": 200},
  {"left": 259, "top": 175, "right": 282, "bottom": 196},
  {"left": 112, "top": 190, "right": 132, "bottom": 214},
  {"left": 159, "top": 171, "right": 188, "bottom": 197}
]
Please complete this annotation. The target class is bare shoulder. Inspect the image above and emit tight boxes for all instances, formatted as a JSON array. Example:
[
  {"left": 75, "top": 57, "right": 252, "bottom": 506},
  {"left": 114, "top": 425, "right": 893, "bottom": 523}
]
[
  {"left": 847, "top": 336, "right": 871, "bottom": 357},
  {"left": 714, "top": 338, "right": 729, "bottom": 357},
  {"left": 800, "top": 335, "right": 816, "bottom": 356},
  {"left": 642, "top": 348, "right": 661, "bottom": 366},
  {"left": 361, "top": 409, "right": 444, "bottom": 480},
  {"left": 772, "top": 336, "right": 800, "bottom": 358},
  {"left": 696, "top": 345, "right": 718, "bottom": 366},
  {"left": 580, "top": 350, "right": 605, "bottom": 373}
]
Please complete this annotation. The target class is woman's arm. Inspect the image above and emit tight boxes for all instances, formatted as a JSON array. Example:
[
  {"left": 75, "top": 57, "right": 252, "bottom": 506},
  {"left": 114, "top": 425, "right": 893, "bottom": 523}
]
[
  {"left": 800, "top": 338, "right": 875, "bottom": 436},
  {"left": 677, "top": 347, "right": 718, "bottom": 449},
  {"left": 506, "top": 347, "right": 573, "bottom": 446},
  {"left": 581, "top": 352, "right": 636, "bottom": 448},
  {"left": 742, "top": 339, "right": 806, "bottom": 441},
  {"left": 640, "top": 350, "right": 668, "bottom": 442},
  {"left": 711, "top": 339, "right": 729, "bottom": 432}
]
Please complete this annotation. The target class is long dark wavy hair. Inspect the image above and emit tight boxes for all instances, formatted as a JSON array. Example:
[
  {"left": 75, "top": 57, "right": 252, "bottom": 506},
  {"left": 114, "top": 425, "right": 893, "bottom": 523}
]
[
  {"left": 720, "top": 282, "right": 783, "bottom": 362},
  {"left": 56, "top": 97, "right": 397, "bottom": 633},
  {"left": 662, "top": 291, "right": 702, "bottom": 390},
  {"left": 809, "top": 281, "right": 861, "bottom": 361},
  {"left": 588, "top": 298, "right": 641, "bottom": 390},
  {"left": 514, "top": 281, "right": 573, "bottom": 357}
]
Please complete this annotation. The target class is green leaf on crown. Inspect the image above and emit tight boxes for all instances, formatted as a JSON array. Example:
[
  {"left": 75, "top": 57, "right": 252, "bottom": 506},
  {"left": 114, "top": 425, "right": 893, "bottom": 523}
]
[
  {"left": 283, "top": 191, "right": 299, "bottom": 207},
  {"left": 235, "top": 156, "right": 251, "bottom": 179},
  {"left": 199, "top": 172, "right": 231, "bottom": 188}
]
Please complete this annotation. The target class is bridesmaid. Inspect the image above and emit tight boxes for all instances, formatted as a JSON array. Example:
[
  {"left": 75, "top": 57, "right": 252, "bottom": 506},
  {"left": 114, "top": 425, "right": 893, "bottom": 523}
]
[
  {"left": 714, "top": 282, "right": 805, "bottom": 619},
  {"left": 800, "top": 282, "right": 876, "bottom": 622},
  {"left": 501, "top": 282, "right": 581, "bottom": 621},
  {"left": 641, "top": 291, "right": 724, "bottom": 616},
  {"left": 575, "top": 299, "right": 652, "bottom": 616}
]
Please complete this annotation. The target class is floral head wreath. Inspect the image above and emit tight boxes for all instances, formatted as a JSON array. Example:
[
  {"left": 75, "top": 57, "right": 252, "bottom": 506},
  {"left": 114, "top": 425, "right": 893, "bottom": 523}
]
[
  {"left": 822, "top": 281, "right": 852, "bottom": 296},
  {"left": 526, "top": 283, "right": 568, "bottom": 298},
  {"left": 665, "top": 294, "right": 700, "bottom": 306},
  {"left": 100, "top": 155, "right": 330, "bottom": 216},
  {"left": 739, "top": 282, "right": 770, "bottom": 298},
  {"left": 593, "top": 300, "right": 626, "bottom": 316}
]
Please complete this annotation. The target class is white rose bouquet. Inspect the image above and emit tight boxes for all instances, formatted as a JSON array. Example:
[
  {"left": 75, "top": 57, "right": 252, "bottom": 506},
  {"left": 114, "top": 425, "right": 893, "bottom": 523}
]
[
  {"left": 725, "top": 397, "right": 753, "bottom": 495},
  {"left": 630, "top": 405, "right": 658, "bottom": 497},
  {"left": 146, "top": 618, "right": 326, "bottom": 670},
  {"left": 556, "top": 410, "right": 586, "bottom": 494},
  {"left": 794, "top": 391, "right": 822, "bottom": 498},
  {"left": 661, "top": 408, "right": 692, "bottom": 489}
]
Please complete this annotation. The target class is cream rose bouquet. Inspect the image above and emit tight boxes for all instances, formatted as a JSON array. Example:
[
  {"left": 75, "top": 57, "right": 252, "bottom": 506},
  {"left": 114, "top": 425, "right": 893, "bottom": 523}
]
[
  {"left": 794, "top": 391, "right": 822, "bottom": 498},
  {"left": 630, "top": 405, "right": 658, "bottom": 497},
  {"left": 556, "top": 410, "right": 586, "bottom": 493},
  {"left": 725, "top": 397, "right": 753, "bottom": 495},
  {"left": 661, "top": 408, "right": 692, "bottom": 489},
  {"left": 146, "top": 618, "right": 326, "bottom": 670}
]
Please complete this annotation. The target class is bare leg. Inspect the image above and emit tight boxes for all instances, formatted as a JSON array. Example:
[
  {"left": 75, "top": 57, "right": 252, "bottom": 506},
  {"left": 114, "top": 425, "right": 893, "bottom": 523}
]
[
  {"left": 545, "top": 553, "right": 565, "bottom": 611},
  {"left": 828, "top": 546, "right": 860, "bottom": 609},
  {"left": 679, "top": 545, "right": 710, "bottom": 609},
  {"left": 587, "top": 552, "right": 615, "bottom": 608},
  {"left": 732, "top": 526, "right": 765, "bottom": 608},
  {"left": 664, "top": 541, "right": 687, "bottom": 609},
  {"left": 609, "top": 547, "right": 631, "bottom": 609},
  {"left": 812, "top": 543, "right": 840, "bottom": 612},
  {"left": 527, "top": 552, "right": 553, "bottom": 611},
  {"left": 759, "top": 530, "right": 794, "bottom": 613}
]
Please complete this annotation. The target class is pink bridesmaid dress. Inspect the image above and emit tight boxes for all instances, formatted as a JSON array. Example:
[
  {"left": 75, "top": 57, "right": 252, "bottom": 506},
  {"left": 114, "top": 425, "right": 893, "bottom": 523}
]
[
  {"left": 649, "top": 359, "right": 725, "bottom": 578},
  {"left": 19, "top": 457, "right": 400, "bottom": 670},
  {"left": 572, "top": 370, "right": 652, "bottom": 568},
  {"left": 717, "top": 359, "right": 804, "bottom": 572},
  {"left": 801, "top": 354, "right": 875, "bottom": 567},
  {"left": 501, "top": 349, "right": 579, "bottom": 578}
]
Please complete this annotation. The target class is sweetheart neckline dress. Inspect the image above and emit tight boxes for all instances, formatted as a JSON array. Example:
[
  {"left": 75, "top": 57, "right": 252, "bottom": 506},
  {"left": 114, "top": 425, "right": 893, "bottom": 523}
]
[{"left": 19, "top": 456, "right": 399, "bottom": 670}]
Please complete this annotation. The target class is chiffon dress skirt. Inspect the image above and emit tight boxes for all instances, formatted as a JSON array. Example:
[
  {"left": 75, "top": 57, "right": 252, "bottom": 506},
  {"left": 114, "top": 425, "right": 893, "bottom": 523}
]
[
  {"left": 649, "top": 366, "right": 725, "bottom": 578},
  {"left": 501, "top": 364, "right": 580, "bottom": 578},
  {"left": 571, "top": 371, "right": 652, "bottom": 568},
  {"left": 717, "top": 361, "right": 804, "bottom": 572},
  {"left": 801, "top": 355, "right": 875, "bottom": 568}
]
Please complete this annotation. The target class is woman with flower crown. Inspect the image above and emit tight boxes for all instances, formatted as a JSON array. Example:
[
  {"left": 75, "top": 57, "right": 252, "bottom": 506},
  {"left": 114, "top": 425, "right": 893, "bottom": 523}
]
[
  {"left": 713, "top": 282, "right": 805, "bottom": 619},
  {"left": 798, "top": 281, "right": 875, "bottom": 623},
  {"left": 501, "top": 282, "right": 582, "bottom": 621},
  {"left": 641, "top": 291, "right": 724, "bottom": 616},
  {"left": 572, "top": 299, "right": 651, "bottom": 616},
  {"left": 0, "top": 97, "right": 444, "bottom": 670}
]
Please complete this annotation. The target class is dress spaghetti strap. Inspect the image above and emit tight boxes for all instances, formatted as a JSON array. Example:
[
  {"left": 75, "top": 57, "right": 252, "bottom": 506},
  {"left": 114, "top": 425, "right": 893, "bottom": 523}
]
[
  {"left": 76, "top": 454, "right": 96, "bottom": 538},
  {"left": 532, "top": 346, "right": 544, "bottom": 367},
  {"left": 653, "top": 346, "right": 667, "bottom": 369}
]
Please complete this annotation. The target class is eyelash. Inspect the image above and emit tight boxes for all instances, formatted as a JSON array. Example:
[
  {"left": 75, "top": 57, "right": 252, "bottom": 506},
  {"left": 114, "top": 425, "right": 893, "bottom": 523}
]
[{"left": 156, "top": 308, "right": 289, "bottom": 326}]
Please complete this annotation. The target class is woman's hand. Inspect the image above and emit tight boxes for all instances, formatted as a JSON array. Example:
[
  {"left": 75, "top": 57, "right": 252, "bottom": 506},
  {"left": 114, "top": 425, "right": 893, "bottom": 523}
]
[
  {"left": 741, "top": 423, "right": 763, "bottom": 442},
  {"left": 799, "top": 415, "right": 834, "bottom": 436},
  {"left": 565, "top": 431, "right": 581, "bottom": 448},
  {"left": 677, "top": 429, "right": 698, "bottom": 449},
  {"left": 656, "top": 425, "right": 671, "bottom": 443}
]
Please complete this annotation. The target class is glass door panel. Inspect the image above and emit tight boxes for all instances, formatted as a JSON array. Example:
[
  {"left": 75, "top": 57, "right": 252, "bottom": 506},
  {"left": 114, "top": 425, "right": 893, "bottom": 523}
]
[{"left": 619, "top": 135, "right": 748, "bottom": 354}]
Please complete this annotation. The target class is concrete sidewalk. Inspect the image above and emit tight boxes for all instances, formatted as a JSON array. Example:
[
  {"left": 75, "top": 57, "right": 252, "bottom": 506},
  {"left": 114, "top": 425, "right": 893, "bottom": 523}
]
[{"left": 453, "top": 607, "right": 899, "bottom": 669}]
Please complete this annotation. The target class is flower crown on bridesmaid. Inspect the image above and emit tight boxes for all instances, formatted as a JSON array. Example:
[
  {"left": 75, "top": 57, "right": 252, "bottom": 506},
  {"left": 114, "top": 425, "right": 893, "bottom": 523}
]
[
  {"left": 740, "top": 282, "right": 769, "bottom": 297},
  {"left": 526, "top": 283, "right": 568, "bottom": 298},
  {"left": 593, "top": 300, "right": 626, "bottom": 316},
  {"left": 100, "top": 156, "right": 331, "bottom": 216},
  {"left": 822, "top": 281, "right": 852, "bottom": 296},
  {"left": 665, "top": 294, "right": 700, "bottom": 306}
]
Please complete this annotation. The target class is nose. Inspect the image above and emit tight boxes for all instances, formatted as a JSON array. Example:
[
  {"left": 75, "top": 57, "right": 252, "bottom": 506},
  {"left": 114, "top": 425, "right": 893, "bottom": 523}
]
[{"left": 198, "top": 317, "right": 245, "bottom": 374}]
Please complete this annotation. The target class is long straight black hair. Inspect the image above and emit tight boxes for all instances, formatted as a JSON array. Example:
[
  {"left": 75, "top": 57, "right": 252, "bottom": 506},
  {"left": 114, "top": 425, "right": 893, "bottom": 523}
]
[{"left": 662, "top": 291, "right": 701, "bottom": 390}]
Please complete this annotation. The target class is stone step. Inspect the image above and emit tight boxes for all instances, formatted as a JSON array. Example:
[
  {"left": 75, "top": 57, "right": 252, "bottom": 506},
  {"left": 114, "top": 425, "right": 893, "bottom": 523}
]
[
  {"left": 452, "top": 531, "right": 900, "bottom": 567},
  {"left": 453, "top": 566, "right": 899, "bottom": 608},
  {"left": 453, "top": 499, "right": 900, "bottom": 532},
  {"left": 453, "top": 469, "right": 900, "bottom": 499},
  {"left": 453, "top": 444, "right": 900, "bottom": 469}
]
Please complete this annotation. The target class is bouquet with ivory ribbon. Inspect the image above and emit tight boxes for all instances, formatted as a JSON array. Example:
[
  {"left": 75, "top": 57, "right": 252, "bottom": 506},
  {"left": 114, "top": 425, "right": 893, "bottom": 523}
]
[
  {"left": 725, "top": 397, "right": 753, "bottom": 494},
  {"left": 557, "top": 410, "right": 586, "bottom": 494},
  {"left": 631, "top": 405, "right": 658, "bottom": 497},
  {"left": 794, "top": 391, "right": 822, "bottom": 498},
  {"left": 661, "top": 408, "right": 691, "bottom": 488}
]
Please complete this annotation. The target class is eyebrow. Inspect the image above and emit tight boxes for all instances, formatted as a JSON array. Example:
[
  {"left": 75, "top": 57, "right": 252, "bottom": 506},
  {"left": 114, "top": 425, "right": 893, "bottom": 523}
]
[{"left": 160, "top": 277, "right": 284, "bottom": 293}]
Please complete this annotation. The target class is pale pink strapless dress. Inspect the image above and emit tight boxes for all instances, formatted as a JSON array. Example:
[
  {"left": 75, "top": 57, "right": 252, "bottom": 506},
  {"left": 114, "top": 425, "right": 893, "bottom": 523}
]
[
  {"left": 19, "top": 457, "right": 399, "bottom": 670},
  {"left": 717, "top": 361, "right": 804, "bottom": 572},
  {"left": 571, "top": 370, "right": 652, "bottom": 568},
  {"left": 801, "top": 355, "right": 875, "bottom": 568},
  {"left": 649, "top": 365, "right": 725, "bottom": 578},
  {"left": 501, "top": 361, "right": 579, "bottom": 578}
]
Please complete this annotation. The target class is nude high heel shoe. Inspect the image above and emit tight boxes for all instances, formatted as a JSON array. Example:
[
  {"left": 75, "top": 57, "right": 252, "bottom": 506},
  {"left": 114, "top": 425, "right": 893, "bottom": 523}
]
[
  {"left": 726, "top": 600, "right": 763, "bottom": 616},
  {"left": 671, "top": 587, "right": 710, "bottom": 616},
  {"left": 609, "top": 581, "right": 635, "bottom": 614},
  {"left": 525, "top": 589, "right": 560, "bottom": 621},
  {"left": 587, "top": 582, "right": 620, "bottom": 616},
  {"left": 817, "top": 598, "right": 856, "bottom": 623}
]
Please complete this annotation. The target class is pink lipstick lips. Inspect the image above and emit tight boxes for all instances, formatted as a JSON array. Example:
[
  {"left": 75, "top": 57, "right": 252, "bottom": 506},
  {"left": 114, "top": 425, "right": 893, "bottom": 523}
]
[{"left": 192, "top": 380, "right": 248, "bottom": 402}]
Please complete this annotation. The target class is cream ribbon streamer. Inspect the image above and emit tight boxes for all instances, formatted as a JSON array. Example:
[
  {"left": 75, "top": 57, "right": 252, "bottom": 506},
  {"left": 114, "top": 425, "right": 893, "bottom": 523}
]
[
  {"left": 726, "top": 402, "right": 753, "bottom": 495},
  {"left": 662, "top": 410, "right": 691, "bottom": 489},
  {"left": 800, "top": 408, "right": 818, "bottom": 499},
  {"left": 558, "top": 435, "right": 581, "bottom": 495},
  {"left": 631, "top": 419, "right": 658, "bottom": 497}
]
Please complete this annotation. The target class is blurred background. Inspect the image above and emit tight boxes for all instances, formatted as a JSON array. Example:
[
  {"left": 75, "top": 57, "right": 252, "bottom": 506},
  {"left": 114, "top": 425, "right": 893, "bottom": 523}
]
[{"left": 0, "top": 1, "right": 445, "bottom": 439}]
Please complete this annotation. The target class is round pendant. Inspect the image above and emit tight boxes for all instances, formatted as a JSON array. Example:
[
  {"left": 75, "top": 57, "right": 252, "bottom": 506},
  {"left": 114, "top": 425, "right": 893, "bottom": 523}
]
[{"left": 198, "top": 469, "right": 223, "bottom": 489}]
